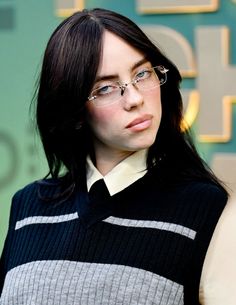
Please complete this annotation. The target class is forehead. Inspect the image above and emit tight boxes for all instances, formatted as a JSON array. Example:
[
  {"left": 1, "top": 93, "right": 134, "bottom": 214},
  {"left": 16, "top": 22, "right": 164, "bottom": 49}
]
[{"left": 98, "top": 31, "right": 145, "bottom": 75}]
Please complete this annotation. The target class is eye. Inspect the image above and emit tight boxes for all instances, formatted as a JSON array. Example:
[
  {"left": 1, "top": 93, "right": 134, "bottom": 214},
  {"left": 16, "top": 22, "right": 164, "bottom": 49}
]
[
  {"left": 135, "top": 68, "right": 152, "bottom": 81},
  {"left": 96, "top": 84, "right": 117, "bottom": 96}
]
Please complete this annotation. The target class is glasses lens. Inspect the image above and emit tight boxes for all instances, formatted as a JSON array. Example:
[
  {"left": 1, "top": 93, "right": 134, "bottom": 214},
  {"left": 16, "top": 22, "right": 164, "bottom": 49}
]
[
  {"left": 90, "top": 86, "right": 121, "bottom": 107},
  {"left": 135, "top": 66, "right": 167, "bottom": 92}
]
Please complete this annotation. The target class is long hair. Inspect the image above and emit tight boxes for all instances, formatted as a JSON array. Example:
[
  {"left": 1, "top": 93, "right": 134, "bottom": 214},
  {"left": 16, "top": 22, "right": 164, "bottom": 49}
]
[{"left": 34, "top": 8, "right": 226, "bottom": 192}]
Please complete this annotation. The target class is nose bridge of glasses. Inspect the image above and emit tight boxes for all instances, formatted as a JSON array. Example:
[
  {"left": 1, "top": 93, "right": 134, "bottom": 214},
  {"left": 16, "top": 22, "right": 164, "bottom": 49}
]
[
  {"left": 119, "top": 78, "right": 140, "bottom": 96},
  {"left": 119, "top": 78, "right": 138, "bottom": 91}
]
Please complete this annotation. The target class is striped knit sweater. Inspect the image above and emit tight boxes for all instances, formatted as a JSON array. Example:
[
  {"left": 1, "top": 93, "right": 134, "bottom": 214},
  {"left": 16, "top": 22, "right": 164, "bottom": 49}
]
[{"left": 0, "top": 170, "right": 227, "bottom": 305}]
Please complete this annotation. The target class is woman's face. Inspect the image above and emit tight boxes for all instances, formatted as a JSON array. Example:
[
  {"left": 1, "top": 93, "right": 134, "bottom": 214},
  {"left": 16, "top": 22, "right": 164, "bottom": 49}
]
[{"left": 86, "top": 31, "right": 162, "bottom": 161}]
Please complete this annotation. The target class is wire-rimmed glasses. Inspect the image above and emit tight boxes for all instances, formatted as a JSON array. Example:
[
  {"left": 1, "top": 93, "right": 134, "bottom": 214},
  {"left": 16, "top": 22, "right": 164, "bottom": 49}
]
[{"left": 88, "top": 65, "right": 169, "bottom": 107}]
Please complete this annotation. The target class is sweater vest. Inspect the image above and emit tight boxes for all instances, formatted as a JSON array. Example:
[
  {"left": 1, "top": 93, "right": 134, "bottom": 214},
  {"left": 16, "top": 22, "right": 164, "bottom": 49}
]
[{"left": 0, "top": 171, "right": 227, "bottom": 305}]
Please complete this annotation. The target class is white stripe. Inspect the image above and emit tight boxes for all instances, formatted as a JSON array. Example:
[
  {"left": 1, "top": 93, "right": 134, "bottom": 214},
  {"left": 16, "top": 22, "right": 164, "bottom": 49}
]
[
  {"left": 103, "top": 216, "right": 196, "bottom": 240},
  {"left": 15, "top": 212, "right": 79, "bottom": 230}
]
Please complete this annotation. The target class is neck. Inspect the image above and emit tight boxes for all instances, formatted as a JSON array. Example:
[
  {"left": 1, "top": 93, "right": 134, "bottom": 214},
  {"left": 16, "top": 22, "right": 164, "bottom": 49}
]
[{"left": 94, "top": 150, "right": 134, "bottom": 176}]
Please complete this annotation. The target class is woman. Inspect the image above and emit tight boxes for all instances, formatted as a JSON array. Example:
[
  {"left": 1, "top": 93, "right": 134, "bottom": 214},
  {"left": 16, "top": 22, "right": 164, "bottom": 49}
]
[{"left": 0, "top": 8, "right": 229, "bottom": 305}]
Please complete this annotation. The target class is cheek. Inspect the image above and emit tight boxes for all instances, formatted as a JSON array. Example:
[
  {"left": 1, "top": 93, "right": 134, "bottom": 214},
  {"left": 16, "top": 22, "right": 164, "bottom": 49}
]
[
  {"left": 86, "top": 104, "right": 118, "bottom": 131},
  {"left": 146, "top": 88, "right": 162, "bottom": 112},
  {"left": 144, "top": 86, "right": 161, "bottom": 100}
]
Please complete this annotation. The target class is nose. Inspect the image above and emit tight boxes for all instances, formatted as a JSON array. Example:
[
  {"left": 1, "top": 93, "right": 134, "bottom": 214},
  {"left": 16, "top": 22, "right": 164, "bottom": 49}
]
[{"left": 122, "top": 83, "right": 144, "bottom": 111}]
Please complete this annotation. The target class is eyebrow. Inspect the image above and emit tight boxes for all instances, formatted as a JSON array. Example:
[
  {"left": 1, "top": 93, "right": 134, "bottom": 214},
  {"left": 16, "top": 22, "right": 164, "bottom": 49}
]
[{"left": 95, "top": 57, "right": 149, "bottom": 83}]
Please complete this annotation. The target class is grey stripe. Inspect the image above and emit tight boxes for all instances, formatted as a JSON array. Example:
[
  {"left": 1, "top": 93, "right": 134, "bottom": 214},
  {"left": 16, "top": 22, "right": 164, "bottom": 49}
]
[
  {"left": 15, "top": 212, "right": 79, "bottom": 230},
  {"left": 1, "top": 261, "right": 183, "bottom": 305},
  {"left": 103, "top": 216, "right": 196, "bottom": 240}
]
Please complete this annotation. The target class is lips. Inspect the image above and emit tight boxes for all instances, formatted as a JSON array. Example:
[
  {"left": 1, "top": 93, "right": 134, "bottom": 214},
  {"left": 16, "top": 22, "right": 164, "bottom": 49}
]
[{"left": 126, "top": 114, "right": 153, "bottom": 131}]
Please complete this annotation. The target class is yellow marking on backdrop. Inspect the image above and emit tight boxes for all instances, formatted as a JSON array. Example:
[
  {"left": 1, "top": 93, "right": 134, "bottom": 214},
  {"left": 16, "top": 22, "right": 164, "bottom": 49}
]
[
  {"left": 199, "top": 97, "right": 236, "bottom": 142},
  {"left": 197, "top": 27, "right": 236, "bottom": 142},
  {"left": 181, "top": 90, "right": 200, "bottom": 131},
  {"left": 55, "top": 0, "right": 84, "bottom": 17},
  {"left": 137, "top": 0, "right": 219, "bottom": 14}
]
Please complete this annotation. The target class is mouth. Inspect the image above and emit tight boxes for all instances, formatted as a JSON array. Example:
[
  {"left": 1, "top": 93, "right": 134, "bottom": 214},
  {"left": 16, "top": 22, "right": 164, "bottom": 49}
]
[{"left": 126, "top": 114, "right": 153, "bottom": 131}]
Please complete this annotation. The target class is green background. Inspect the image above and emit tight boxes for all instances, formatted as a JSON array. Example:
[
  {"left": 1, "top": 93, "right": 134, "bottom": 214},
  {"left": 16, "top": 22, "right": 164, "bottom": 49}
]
[{"left": 0, "top": 0, "right": 236, "bottom": 254}]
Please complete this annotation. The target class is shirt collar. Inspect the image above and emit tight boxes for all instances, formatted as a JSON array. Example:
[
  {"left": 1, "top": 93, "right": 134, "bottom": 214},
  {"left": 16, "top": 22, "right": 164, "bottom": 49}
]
[{"left": 86, "top": 149, "right": 148, "bottom": 196}]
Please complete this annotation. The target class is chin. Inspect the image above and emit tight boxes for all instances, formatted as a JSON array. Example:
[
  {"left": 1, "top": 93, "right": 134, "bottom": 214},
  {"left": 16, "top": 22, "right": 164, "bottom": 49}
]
[
  {"left": 131, "top": 140, "right": 155, "bottom": 151},
  {"left": 136, "top": 136, "right": 156, "bottom": 149}
]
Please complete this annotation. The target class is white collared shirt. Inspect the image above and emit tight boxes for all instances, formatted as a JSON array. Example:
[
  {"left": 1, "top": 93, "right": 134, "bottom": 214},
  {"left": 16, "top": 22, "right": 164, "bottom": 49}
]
[{"left": 86, "top": 149, "right": 148, "bottom": 195}]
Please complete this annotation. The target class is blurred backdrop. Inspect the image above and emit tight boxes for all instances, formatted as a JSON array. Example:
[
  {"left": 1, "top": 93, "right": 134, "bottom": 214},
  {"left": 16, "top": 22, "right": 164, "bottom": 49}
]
[{"left": 0, "top": 0, "right": 236, "bottom": 253}]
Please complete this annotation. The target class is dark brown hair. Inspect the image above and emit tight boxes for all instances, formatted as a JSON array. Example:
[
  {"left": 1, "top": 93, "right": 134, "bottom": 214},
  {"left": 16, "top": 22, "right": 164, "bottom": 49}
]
[{"left": 34, "top": 8, "right": 227, "bottom": 193}]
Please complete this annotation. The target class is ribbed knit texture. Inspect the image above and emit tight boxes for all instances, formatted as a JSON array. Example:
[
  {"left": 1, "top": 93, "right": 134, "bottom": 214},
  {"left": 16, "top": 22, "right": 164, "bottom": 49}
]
[{"left": 0, "top": 171, "right": 227, "bottom": 305}]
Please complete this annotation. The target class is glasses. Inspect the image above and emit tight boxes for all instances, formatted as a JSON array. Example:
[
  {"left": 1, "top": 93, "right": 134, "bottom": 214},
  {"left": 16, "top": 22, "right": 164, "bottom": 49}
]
[{"left": 88, "top": 65, "right": 169, "bottom": 107}]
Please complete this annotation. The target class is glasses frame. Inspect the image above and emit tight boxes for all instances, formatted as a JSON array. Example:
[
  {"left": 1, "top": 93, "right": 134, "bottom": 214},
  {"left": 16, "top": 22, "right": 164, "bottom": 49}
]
[{"left": 88, "top": 65, "right": 169, "bottom": 107}]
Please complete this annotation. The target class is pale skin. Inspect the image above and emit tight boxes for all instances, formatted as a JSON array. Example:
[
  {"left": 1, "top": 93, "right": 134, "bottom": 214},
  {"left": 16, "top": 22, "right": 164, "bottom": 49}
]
[{"left": 86, "top": 31, "right": 162, "bottom": 175}]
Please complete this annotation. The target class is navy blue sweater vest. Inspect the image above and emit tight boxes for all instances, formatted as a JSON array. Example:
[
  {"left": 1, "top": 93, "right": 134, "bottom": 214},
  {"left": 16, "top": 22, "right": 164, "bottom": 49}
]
[{"left": 0, "top": 171, "right": 227, "bottom": 304}]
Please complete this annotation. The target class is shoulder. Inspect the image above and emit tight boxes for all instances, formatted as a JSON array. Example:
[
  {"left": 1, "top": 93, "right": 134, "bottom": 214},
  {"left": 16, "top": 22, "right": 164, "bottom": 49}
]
[
  {"left": 10, "top": 178, "right": 63, "bottom": 222},
  {"left": 181, "top": 181, "right": 228, "bottom": 238},
  {"left": 173, "top": 181, "right": 228, "bottom": 221},
  {"left": 13, "top": 178, "right": 61, "bottom": 202},
  {"left": 181, "top": 180, "right": 228, "bottom": 206},
  {"left": 147, "top": 169, "right": 228, "bottom": 204},
  {"left": 13, "top": 178, "right": 66, "bottom": 200},
  {"left": 6, "top": 181, "right": 39, "bottom": 230},
  {"left": 154, "top": 178, "right": 227, "bottom": 220},
  {"left": 181, "top": 180, "right": 227, "bottom": 198},
  {"left": 13, "top": 180, "right": 39, "bottom": 201}
]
